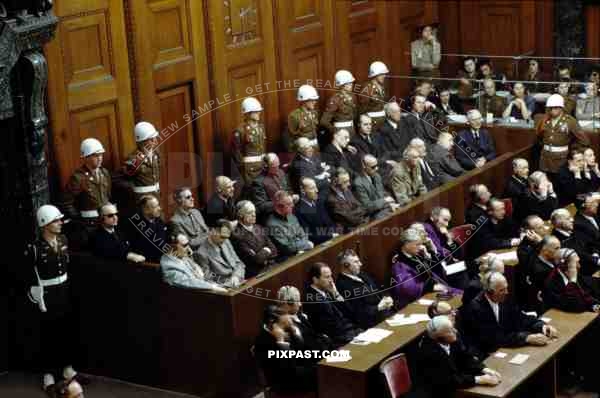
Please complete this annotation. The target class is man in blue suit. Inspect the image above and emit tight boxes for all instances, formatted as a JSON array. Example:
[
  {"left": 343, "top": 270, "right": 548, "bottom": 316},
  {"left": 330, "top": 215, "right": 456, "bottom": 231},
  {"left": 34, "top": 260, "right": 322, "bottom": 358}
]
[{"left": 455, "top": 109, "right": 497, "bottom": 171}]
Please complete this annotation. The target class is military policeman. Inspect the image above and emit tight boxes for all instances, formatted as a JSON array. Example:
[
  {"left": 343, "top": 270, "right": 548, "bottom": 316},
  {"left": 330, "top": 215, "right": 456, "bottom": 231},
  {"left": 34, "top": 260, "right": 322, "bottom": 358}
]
[
  {"left": 358, "top": 61, "right": 389, "bottom": 130},
  {"left": 287, "top": 85, "right": 320, "bottom": 152},
  {"left": 61, "top": 138, "right": 111, "bottom": 248},
  {"left": 232, "top": 97, "right": 267, "bottom": 183},
  {"left": 25, "top": 205, "right": 82, "bottom": 397},
  {"left": 320, "top": 69, "right": 357, "bottom": 147},
  {"left": 123, "top": 121, "right": 161, "bottom": 201},
  {"left": 536, "top": 94, "right": 588, "bottom": 177}
]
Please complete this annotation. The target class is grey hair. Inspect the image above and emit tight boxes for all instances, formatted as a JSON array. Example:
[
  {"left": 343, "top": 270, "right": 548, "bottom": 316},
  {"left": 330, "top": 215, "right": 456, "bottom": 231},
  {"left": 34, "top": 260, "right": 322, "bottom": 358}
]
[
  {"left": 512, "top": 158, "right": 528, "bottom": 171},
  {"left": 430, "top": 206, "right": 450, "bottom": 219},
  {"left": 486, "top": 272, "right": 507, "bottom": 292},
  {"left": 528, "top": 171, "right": 546, "bottom": 187},
  {"left": 236, "top": 200, "right": 255, "bottom": 218},
  {"left": 384, "top": 101, "right": 400, "bottom": 116},
  {"left": 550, "top": 208, "right": 571, "bottom": 226},
  {"left": 426, "top": 315, "right": 453, "bottom": 338},
  {"left": 296, "top": 137, "right": 311, "bottom": 151},
  {"left": 409, "top": 138, "right": 425, "bottom": 147},
  {"left": 277, "top": 285, "right": 301, "bottom": 303},
  {"left": 263, "top": 152, "right": 278, "bottom": 166},
  {"left": 467, "top": 109, "right": 482, "bottom": 120},
  {"left": 402, "top": 147, "right": 420, "bottom": 160},
  {"left": 400, "top": 228, "right": 422, "bottom": 245}
]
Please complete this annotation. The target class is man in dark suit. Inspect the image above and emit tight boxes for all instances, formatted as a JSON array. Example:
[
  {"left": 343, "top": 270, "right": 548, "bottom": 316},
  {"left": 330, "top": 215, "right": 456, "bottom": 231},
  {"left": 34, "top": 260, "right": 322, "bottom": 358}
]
[
  {"left": 321, "top": 128, "right": 356, "bottom": 176},
  {"left": 470, "top": 198, "right": 520, "bottom": 259},
  {"left": 90, "top": 203, "right": 145, "bottom": 263},
  {"left": 435, "top": 87, "right": 465, "bottom": 116},
  {"left": 246, "top": 153, "right": 296, "bottom": 219},
  {"left": 295, "top": 177, "right": 338, "bottom": 245},
  {"left": 399, "top": 95, "right": 439, "bottom": 145},
  {"left": 253, "top": 305, "right": 317, "bottom": 394},
  {"left": 551, "top": 208, "right": 600, "bottom": 276},
  {"left": 573, "top": 193, "right": 600, "bottom": 255},
  {"left": 465, "top": 184, "right": 491, "bottom": 226},
  {"left": 410, "top": 137, "right": 441, "bottom": 190},
  {"left": 503, "top": 158, "right": 529, "bottom": 202},
  {"left": 515, "top": 171, "right": 558, "bottom": 222},
  {"left": 334, "top": 249, "right": 395, "bottom": 329},
  {"left": 303, "top": 263, "right": 362, "bottom": 347},
  {"left": 204, "top": 176, "right": 237, "bottom": 227},
  {"left": 126, "top": 195, "right": 168, "bottom": 263},
  {"left": 428, "top": 132, "right": 465, "bottom": 184},
  {"left": 515, "top": 215, "right": 548, "bottom": 309},
  {"left": 288, "top": 137, "right": 331, "bottom": 195},
  {"left": 455, "top": 109, "right": 496, "bottom": 171},
  {"left": 459, "top": 272, "right": 556, "bottom": 355},
  {"left": 556, "top": 149, "right": 591, "bottom": 206},
  {"left": 379, "top": 101, "right": 412, "bottom": 162},
  {"left": 353, "top": 154, "right": 398, "bottom": 220},
  {"left": 326, "top": 167, "right": 369, "bottom": 232},
  {"left": 349, "top": 114, "right": 384, "bottom": 168},
  {"left": 528, "top": 236, "right": 561, "bottom": 315},
  {"left": 415, "top": 315, "right": 500, "bottom": 397}
]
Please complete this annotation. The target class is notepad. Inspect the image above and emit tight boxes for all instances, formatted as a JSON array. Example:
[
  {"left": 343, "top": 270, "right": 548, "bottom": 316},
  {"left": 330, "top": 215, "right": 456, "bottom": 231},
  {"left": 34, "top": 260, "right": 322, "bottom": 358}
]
[
  {"left": 352, "top": 328, "right": 393, "bottom": 344},
  {"left": 494, "top": 352, "right": 508, "bottom": 358},
  {"left": 443, "top": 261, "right": 467, "bottom": 276},
  {"left": 417, "top": 298, "right": 435, "bottom": 306},
  {"left": 509, "top": 354, "right": 530, "bottom": 365}
]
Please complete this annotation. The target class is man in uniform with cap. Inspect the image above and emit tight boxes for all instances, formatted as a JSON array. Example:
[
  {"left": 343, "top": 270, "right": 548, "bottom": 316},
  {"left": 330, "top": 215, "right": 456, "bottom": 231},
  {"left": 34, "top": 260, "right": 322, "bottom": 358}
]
[
  {"left": 61, "top": 138, "right": 111, "bottom": 249},
  {"left": 358, "top": 61, "right": 389, "bottom": 131},
  {"left": 123, "top": 121, "right": 161, "bottom": 201},
  {"left": 536, "top": 94, "right": 587, "bottom": 179},
  {"left": 411, "top": 23, "right": 441, "bottom": 78},
  {"left": 24, "top": 205, "right": 84, "bottom": 396},
  {"left": 320, "top": 69, "right": 358, "bottom": 148},
  {"left": 232, "top": 97, "right": 267, "bottom": 183},
  {"left": 287, "top": 85, "right": 320, "bottom": 152}
]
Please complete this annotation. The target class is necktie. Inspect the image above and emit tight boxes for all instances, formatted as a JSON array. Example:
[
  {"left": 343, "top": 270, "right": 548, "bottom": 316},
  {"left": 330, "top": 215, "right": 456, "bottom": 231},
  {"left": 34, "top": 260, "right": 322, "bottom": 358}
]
[{"left": 473, "top": 131, "right": 480, "bottom": 146}]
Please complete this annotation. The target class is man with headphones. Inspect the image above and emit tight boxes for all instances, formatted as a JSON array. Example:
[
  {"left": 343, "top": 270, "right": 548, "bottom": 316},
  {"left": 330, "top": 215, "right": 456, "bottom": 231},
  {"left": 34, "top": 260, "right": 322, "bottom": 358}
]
[
  {"left": 459, "top": 272, "right": 557, "bottom": 355},
  {"left": 414, "top": 315, "right": 501, "bottom": 397}
]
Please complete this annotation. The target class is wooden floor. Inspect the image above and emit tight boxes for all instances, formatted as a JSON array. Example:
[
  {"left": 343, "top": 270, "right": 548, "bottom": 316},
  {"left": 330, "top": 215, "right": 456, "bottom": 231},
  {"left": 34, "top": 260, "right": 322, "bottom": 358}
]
[{"left": 0, "top": 372, "right": 203, "bottom": 398}]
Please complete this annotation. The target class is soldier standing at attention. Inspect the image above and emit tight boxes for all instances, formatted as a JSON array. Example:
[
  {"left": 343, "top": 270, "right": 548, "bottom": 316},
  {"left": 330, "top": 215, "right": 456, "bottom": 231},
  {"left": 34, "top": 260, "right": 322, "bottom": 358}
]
[
  {"left": 358, "top": 61, "right": 389, "bottom": 131},
  {"left": 320, "top": 69, "right": 358, "bottom": 148},
  {"left": 24, "top": 205, "right": 85, "bottom": 397},
  {"left": 287, "top": 85, "right": 320, "bottom": 153},
  {"left": 61, "top": 138, "right": 111, "bottom": 249},
  {"left": 232, "top": 97, "right": 267, "bottom": 183},
  {"left": 536, "top": 94, "right": 588, "bottom": 181},
  {"left": 123, "top": 121, "right": 161, "bottom": 201}
]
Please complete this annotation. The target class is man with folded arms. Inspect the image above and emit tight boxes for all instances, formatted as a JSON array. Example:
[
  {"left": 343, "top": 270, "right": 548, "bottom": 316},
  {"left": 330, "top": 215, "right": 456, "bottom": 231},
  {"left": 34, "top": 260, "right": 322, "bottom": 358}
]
[
  {"left": 353, "top": 155, "right": 398, "bottom": 220},
  {"left": 266, "top": 190, "right": 314, "bottom": 259}
]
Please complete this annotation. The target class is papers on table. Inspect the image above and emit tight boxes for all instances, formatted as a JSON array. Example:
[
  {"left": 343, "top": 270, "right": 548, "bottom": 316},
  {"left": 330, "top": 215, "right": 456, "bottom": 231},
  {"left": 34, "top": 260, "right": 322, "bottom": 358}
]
[
  {"left": 386, "top": 313, "right": 431, "bottom": 327},
  {"left": 509, "top": 354, "right": 530, "bottom": 365},
  {"left": 325, "top": 354, "right": 352, "bottom": 363},
  {"left": 417, "top": 298, "right": 435, "bottom": 306},
  {"left": 443, "top": 261, "right": 467, "bottom": 276},
  {"left": 492, "top": 250, "right": 518, "bottom": 263},
  {"left": 351, "top": 328, "right": 393, "bottom": 345},
  {"left": 494, "top": 352, "right": 508, "bottom": 358}
]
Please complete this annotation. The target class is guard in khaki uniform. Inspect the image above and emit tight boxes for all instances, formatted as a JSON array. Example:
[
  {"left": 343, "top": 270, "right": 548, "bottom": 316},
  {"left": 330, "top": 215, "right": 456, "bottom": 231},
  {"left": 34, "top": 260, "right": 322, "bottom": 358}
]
[
  {"left": 61, "top": 138, "right": 111, "bottom": 249},
  {"left": 320, "top": 70, "right": 357, "bottom": 148},
  {"left": 287, "top": 85, "right": 320, "bottom": 152},
  {"left": 24, "top": 205, "right": 83, "bottom": 397},
  {"left": 232, "top": 97, "right": 267, "bottom": 183},
  {"left": 536, "top": 94, "right": 588, "bottom": 176},
  {"left": 358, "top": 61, "right": 389, "bottom": 131},
  {"left": 123, "top": 121, "right": 161, "bottom": 201}
]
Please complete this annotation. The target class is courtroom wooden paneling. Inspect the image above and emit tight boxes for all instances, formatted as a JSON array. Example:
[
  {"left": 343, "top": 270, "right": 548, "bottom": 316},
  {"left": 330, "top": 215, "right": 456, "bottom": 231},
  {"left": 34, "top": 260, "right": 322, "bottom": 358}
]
[
  {"left": 273, "top": 0, "right": 335, "bottom": 132},
  {"left": 45, "top": 0, "right": 135, "bottom": 189},
  {"left": 206, "top": 0, "right": 280, "bottom": 170},
  {"left": 586, "top": 5, "right": 600, "bottom": 57}
]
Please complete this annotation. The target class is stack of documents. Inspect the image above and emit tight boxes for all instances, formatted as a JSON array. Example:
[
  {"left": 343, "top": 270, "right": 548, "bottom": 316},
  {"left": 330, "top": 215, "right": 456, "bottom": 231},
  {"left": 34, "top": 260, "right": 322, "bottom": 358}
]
[
  {"left": 386, "top": 313, "right": 431, "bottom": 327},
  {"left": 351, "top": 328, "right": 393, "bottom": 345}
]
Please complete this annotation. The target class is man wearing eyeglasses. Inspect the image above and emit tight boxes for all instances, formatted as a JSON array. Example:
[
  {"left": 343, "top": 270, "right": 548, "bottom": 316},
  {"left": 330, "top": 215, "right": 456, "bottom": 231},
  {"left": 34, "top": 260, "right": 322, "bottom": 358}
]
[
  {"left": 89, "top": 203, "right": 145, "bottom": 263},
  {"left": 353, "top": 154, "right": 398, "bottom": 220},
  {"left": 169, "top": 187, "right": 209, "bottom": 251}
]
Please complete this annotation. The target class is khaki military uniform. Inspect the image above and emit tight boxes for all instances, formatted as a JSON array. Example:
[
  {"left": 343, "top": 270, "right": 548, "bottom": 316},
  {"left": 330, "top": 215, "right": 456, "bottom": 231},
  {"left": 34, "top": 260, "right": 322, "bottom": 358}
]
[
  {"left": 358, "top": 80, "right": 387, "bottom": 130},
  {"left": 320, "top": 91, "right": 356, "bottom": 146},
  {"left": 411, "top": 38, "right": 441, "bottom": 78},
  {"left": 287, "top": 107, "right": 319, "bottom": 152},
  {"left": 123, "top": 148, "right": 161, "bottom": 200},
  {"left": 536, "top": 113, "right": 586, "bottom": 173},
  {"left": 232, "top": 121, "right": 266, "bottom": 182}
]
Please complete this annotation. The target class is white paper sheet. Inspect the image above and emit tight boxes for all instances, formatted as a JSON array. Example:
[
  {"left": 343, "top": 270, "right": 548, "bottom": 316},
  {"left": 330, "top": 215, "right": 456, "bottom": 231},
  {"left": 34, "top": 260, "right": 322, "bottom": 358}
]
[
  {"left": 417, "top": 298, "right": 435, "bottom": 306},
  {"left": 352, "top": 328, "right": 393, "bottom": 344},
  {"left": 443, "top": 261, "right": 467, "bottom": 276},
  {"left": 325, "top": 354, "right": 352, "bottom": 363},
  {"left": 509, "top": 354, "right": 530, "bottom": 365},
  {"left": 494, "top": 352, "right": 508, "bottom": 358}
]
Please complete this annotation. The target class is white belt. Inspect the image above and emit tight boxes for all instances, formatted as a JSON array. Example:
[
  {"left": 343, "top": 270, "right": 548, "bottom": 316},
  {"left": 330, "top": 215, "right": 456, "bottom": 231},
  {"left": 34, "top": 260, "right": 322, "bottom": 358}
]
[
  {"left": 133, "top": 183, "right": 160, "bottom": 193},
  {"left": 334, "top": 121, "right": 353, "bottom": 128},
  {"left": 543, "top": 145, "right": 569, "bottom": 153},
  {"left": 242, "top": 155, "right": 263, "bottom": 163},
  {"left": 39, "top": 273, "right": 68, "bottom": 287},
  {"left": 308, "top": 139, "right": 318, "bottom": 147},
  {"left": 367, "top": 110, "right": 385, "bottom": 118},
  {"left": 80, "top": 210, "right": 99, "bottom": 218}
]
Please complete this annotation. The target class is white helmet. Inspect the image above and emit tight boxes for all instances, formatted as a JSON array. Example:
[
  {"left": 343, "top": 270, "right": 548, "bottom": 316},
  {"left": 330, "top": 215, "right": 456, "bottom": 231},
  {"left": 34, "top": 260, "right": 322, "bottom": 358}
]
[
  {"left": 37, "top": 205, "right": 64, "bottom": 227},
  {"left": 546, "top": 94, "right": 564, "bottom": 108},
  {"left": 335, "top": 70, "right": 355, "bottom": 86},
  {"left": 80, "top": 138, "right": 105, "bottom": 157},
  {"left": 134, "top": 121, "right": 159, "bottom": 143},
  {"left": 241, "top": 97, "right": 263, "bottom": 113},
  {"left": 297, "top": 85, "right": 319, "bottom": 101},
  {"left": 368, "top": 61, "right": 390, "bottom": 78}
]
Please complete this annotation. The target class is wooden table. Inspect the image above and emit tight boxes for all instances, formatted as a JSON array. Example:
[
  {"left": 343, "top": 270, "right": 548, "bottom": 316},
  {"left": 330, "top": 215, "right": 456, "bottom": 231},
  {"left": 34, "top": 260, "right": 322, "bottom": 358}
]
[
  {"left": 458, "top": 309, "right": 598, "bottom": 397},
  {"left": 317, "top": 293, "right": 463, "bottom": 398}
]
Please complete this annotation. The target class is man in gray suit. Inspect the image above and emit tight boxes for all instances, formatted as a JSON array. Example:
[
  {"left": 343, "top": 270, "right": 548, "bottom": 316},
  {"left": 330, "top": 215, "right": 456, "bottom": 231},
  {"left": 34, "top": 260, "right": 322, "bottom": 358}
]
[
  {"left": 388, "top": 147, "right": 427, "bottom": 206},
  {"left": 195, "top": 220, "right": 246, "bottom": 288},
  {"left": 160, "top": 233, "right": 227, "bottom": 292},
  {"left": 169, "top": 187, "right": 209, "bottom": 251},
  {"left": 353, "top": 154, "right": 399, "bottom": 219},
  {"left": 427, "top": 132, "right": 466, "bottom": 184}
]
